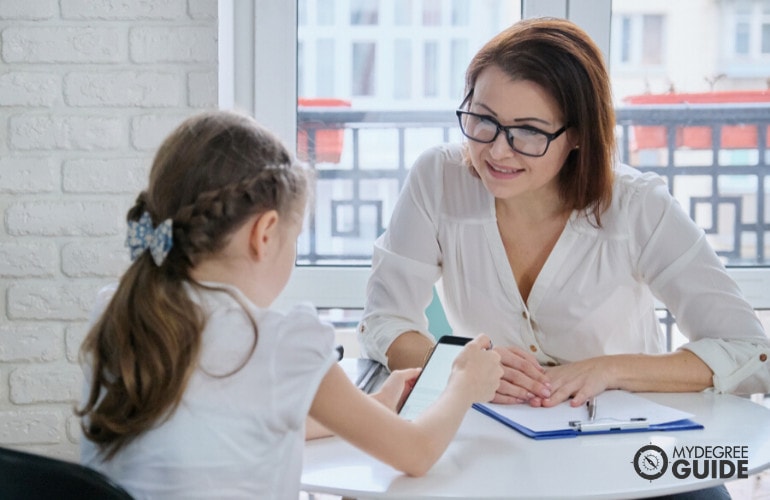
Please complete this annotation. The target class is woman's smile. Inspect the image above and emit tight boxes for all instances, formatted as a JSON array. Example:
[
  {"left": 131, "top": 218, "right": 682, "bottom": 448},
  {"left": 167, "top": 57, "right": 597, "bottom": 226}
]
[{"left": 486, "top": 159, "right": 524, "bottom": 177}]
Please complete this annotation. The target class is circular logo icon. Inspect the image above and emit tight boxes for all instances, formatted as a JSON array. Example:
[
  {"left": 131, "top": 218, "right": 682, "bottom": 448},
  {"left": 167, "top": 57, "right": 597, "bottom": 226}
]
[{"left": 633, "top": 444, "right": 668, "bottom": 480}]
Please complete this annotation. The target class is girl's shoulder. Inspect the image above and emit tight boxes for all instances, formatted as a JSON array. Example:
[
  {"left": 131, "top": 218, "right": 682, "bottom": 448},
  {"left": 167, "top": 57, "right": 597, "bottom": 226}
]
[
  {"left": 265, "top": 303, "right": 338, "bottom": 391},
  {"left": 195, "top": 285, "right": 333, "bottom": 347},
  {"left": 263, "top": 303, "right": 336, "bottom": 357},
  {"left": 198, "top": 289, "right": 336, "bottom": 368}
]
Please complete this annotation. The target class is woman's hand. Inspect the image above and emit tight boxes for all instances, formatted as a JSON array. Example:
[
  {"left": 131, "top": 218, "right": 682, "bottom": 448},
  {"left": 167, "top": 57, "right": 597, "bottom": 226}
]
[
  {"left": 491, "top": 345, "right": 551, "bottom": 404},
  {"left": 370, "top": 367, "right": 422, "bottom": 412},
  {"left": 537, "top": 357, "right": 615, "bottom": 407}
]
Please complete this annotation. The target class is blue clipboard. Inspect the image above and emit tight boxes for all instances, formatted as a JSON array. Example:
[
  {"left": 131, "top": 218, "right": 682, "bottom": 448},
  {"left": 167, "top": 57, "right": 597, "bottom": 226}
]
[{"left": 472, "top": 391, "right": 704, "bottom": 440}]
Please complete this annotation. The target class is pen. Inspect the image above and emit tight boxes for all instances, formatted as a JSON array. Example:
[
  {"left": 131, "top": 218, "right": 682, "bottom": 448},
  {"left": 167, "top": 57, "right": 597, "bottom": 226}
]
[
  {"left": 587, "top": 397, "right": 597, "bottom": 422},
  {"left": 570, "top": 417, "right": 648, "bottom": 432}
]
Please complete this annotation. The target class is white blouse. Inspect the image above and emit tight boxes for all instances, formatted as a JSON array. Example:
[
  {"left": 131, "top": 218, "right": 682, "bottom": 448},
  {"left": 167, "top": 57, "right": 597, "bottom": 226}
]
[{"left": 359, "top": 143, "right": 770, "bottom": 395}]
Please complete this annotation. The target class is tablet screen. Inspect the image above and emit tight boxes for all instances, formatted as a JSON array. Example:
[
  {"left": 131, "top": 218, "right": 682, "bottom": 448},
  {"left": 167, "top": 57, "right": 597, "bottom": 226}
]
[{"left": 398, "top": 337, "right": 469, "bottom": 420}]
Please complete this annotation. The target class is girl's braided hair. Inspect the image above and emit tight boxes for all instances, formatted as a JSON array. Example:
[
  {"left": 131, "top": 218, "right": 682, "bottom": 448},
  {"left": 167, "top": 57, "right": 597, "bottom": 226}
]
[{"left": 77, "top": 110, "right": 310, "bottom": 459}]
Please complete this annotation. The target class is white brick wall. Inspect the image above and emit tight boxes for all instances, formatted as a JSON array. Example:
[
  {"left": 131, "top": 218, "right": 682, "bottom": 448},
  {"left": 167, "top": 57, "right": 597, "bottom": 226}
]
[{"left": 0, "top": 0, "right": 218, "bottom": 461}]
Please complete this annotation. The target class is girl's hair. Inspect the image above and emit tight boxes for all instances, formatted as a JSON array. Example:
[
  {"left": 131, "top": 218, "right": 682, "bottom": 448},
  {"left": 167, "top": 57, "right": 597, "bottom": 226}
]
[
  {"left": 77, "top": 110, "right": 309, "bottom": 459},
  {"left": 463, "top": 17, "right": 615, "bottom": 226}
]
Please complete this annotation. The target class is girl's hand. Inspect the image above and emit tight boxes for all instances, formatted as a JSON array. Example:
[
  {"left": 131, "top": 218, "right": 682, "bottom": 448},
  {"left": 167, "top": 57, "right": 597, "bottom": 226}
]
[
  {"left": 491, "top": 345, "right": 551, "bottom": 404},
  {"left": 370, "top": 367, "right": 422, "bottom": 412},
  {"left": 538, "top": 357, "right": 614, "bottom": 407},
  {"left": 449, "top": 334, "right": 503, "bottom": 404},
  {"left": 308, "top": 366, "right": 420, "bottom": 439}
]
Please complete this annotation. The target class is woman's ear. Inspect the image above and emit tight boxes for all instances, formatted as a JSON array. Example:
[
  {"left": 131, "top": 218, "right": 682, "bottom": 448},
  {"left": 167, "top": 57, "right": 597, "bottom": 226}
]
[{"left": 249, "top": 210, "right": 279, "bottom": 260}]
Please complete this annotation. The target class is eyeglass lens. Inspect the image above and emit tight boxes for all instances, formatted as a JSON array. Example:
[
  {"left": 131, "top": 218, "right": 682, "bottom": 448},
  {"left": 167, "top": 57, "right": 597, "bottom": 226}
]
[{"left": 459, "top": 112, "right": 550, "bottom": 156}]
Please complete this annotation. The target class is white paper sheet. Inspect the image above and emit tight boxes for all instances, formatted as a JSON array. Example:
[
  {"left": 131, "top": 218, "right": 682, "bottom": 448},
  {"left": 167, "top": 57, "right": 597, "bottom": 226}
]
[{"left": 478, "top": 390, "right": 696, "bottom": 433}]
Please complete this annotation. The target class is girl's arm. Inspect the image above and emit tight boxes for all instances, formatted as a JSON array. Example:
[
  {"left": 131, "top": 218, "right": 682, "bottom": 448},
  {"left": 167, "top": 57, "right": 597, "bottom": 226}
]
[
  {"left": 308, "top": 335, "right": 501, "bottom": 477},
  {"left": 305, "top": 416, "right": 331, "bottom": 440},
  {"left": 305, "top": 367, "right": 422, "bottom": 440}
]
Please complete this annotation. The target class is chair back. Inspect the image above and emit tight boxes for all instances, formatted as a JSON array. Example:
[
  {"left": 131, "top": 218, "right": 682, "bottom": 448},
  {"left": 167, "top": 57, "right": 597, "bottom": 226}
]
[{"left": 0, "top": 446, "right": 133, "bottom": 500}]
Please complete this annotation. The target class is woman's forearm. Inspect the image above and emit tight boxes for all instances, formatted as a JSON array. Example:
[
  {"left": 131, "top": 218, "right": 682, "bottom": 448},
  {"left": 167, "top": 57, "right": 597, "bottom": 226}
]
[
  {"left": 611, "top": 350, "right": 713, "bottom": 393},
  {"left": 542, "top": 349, "right": 715, "bottom": 407},
  {"left": 385, "top": 331, "right": 435, "bottom": 371}
]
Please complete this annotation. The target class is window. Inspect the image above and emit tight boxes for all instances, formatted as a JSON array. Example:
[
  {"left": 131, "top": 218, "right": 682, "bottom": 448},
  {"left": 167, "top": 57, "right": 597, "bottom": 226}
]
[
  {"left": 290, "top": 0, "right": 522, "bottom": 313},
  {"left": 316, "top": 39, "right": 335, "bottom": 96},
  {"left": 611, "top": 0, "right": 770, "bottom": 269},
  {"left": 720, "top": 0, "right": 770, "bottom": 77},
  {"left": 641, "top": 15, "right": 663, "bottom": 65},
  {"left": 451, "top": 0, "right": 470, "bottom": 26},
  {"left": 393, "top": 39, "right": 412, "bottom": 99},
  {"left": 351, "top": 0, "right": 379, "bottom": 25},
  {"left": 611, "top": 0, "right": 770, "bottom": 346},
  {"left": 231, "top": 0, "right": 770, "bottom": 325},
  {"left": 610, "top": 13, "right": 665, "bottom": 71},
  {"left": 423, "top": 41, "right": 438, "bottom": 97},
  {"left": 394, "top": 0, "right": 412, "bottom": 25},
  {"left": 352, "top": 42, "right": 376, "bottom": 96},
  {"left": 422, "top": 0, "right": 441, "bottom": 25},
  {"left": 450, "top": 38, "right": 468, "bottom": 98},
  {"left": 294, "top": 0, "right": 522, "bottom": 265},
  {"left": 318, "top": 0, "right": 336, "bottom": 25}
]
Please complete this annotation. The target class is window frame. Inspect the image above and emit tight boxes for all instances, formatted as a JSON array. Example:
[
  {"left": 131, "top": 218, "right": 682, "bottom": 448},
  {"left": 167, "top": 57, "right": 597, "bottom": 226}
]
[
  {"left": 610, "top": 13, "right": 667, "bottom": 72},
  {"left": 719, "top": 0, "right": 770, "bottom": 77},
  {"left": 219, "top": 0, "right": 770, "bottom": 312}
]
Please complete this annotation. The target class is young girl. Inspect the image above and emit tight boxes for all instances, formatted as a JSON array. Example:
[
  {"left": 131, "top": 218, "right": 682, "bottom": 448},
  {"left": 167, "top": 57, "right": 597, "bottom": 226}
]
[{"left": 77, "top": 110, "right": 501, "bottom": 500}]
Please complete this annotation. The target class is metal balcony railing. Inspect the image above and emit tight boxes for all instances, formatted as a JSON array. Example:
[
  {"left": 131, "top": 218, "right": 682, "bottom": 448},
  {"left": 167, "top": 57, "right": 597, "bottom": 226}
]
[{"left": 297, "top": 103, "right": 770, "bottom": 267}]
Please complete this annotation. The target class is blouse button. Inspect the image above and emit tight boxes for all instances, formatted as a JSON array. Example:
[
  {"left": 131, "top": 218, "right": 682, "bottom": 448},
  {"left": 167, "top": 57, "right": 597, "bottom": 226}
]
[
  {"left": 529, "top": 345, "right": 537, "bottom": 353},
  {"left": 521, "top": 311, "right": 528, "bottom": 320},
  {"left": 760, "top": 353, "right": 768, "bottom": 362},
  {"left": 546, "top": 361, "right": 557, "bottom": 367},
  {"left": 359, "top": 324, "right": 365, "bottom": 333}
]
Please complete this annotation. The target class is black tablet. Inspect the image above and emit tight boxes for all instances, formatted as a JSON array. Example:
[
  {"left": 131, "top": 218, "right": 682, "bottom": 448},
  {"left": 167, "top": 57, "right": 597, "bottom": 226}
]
[{"left": 398, "top": 335, "right": 472, "bottom": 420}]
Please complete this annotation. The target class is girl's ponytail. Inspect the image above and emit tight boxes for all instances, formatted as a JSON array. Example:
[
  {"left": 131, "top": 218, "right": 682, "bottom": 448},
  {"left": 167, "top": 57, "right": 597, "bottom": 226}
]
[{"left": 77, "top": 111, "right": 309, "bottom": 459}]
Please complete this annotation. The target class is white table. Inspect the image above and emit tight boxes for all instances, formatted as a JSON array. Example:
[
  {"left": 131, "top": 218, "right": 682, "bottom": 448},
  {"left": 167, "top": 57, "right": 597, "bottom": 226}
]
[{"left": 302, "top": 392, "right": 770, "bottom": 499}]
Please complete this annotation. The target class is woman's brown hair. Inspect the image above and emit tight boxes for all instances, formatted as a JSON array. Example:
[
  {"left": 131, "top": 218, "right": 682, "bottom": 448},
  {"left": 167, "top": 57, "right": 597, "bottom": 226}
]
[
  {"left": 464, "top": 17, "right": 615, "bottom": 225},
  {"left": 76, "top": 110, "right": 309, "bottom": 459}
]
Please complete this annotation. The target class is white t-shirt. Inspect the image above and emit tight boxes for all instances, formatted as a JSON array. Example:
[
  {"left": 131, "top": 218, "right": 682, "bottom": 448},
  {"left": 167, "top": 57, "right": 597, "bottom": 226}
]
[
  {"left": 359, "top": 143, "right": 770, "bottom": 394},
  {"left": 81, "top": 283, "right": 337, "bottom": 500}
]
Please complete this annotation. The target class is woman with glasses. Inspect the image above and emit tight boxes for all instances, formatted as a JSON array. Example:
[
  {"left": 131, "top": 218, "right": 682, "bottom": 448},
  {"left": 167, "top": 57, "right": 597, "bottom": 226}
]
[{"left": 359, "top": 18, "right": 769, "bottom": 416}]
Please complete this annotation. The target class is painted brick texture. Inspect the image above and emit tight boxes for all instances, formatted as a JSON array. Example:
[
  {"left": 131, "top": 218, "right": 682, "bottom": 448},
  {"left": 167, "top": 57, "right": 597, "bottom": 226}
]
[{"left": 0, "top": 0, "right": 218, "bottom": 461}]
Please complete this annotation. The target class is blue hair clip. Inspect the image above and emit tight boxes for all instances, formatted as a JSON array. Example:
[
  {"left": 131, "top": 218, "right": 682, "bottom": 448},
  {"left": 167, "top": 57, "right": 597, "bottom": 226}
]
[{"left": 125, "top": 212, "right": 173, "bottom": 266}]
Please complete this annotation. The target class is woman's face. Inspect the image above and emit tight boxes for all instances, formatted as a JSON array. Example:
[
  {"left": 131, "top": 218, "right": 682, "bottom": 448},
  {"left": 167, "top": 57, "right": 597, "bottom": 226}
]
[{"left": 465, "top": 65, "right": 575, "bottom": 204}]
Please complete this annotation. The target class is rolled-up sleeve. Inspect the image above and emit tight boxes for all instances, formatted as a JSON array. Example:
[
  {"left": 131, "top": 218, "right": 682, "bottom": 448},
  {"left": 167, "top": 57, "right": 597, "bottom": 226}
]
[
  {"left": 632, "top": 175, "right": 770, "bottom": 394},
  {"left": 358, "top": 148, "right": 445, "bottom": 366},
  {"left": 360, "top": 242, "right": 440, "bottom": 365},
  {"left": 686, "top": 338, "right": 770, "bottom": 394}
]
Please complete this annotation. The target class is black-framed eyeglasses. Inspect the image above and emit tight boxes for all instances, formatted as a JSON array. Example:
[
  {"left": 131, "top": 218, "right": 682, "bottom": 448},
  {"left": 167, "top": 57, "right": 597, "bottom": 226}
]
[{"left": 455, "top": 109, "right": 569, "bottom": 158}]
